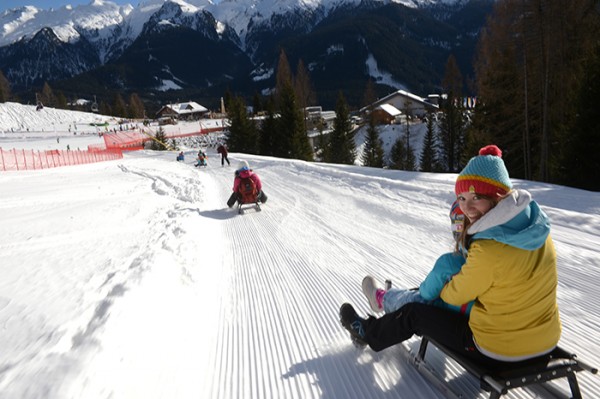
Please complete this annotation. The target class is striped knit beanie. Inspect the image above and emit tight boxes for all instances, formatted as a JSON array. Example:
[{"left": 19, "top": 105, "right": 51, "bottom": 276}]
[{"left": 455, "top": 145, "right": 512, "bottom": 197}]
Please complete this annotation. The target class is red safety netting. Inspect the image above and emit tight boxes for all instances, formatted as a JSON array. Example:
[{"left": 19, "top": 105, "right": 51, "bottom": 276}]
[
  {"left": 0, "top": 147, "right": 123, "bottom": 171},
  {"left": 102, "top": 127, "right": 224, "bottom": 150},
  {"left": 1, "top": 125, "right": 225, "bottom": 172}
]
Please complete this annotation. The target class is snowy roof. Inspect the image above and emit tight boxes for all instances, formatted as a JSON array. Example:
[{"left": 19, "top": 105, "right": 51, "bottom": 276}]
[
  {"left": 162, "top": 102, "right": 208, "bottom": 115},
  {"left": 360, "top": 89, "right": 439, "bottom": 113},
  {"left": 376, "top": 103, "right": 402, "bottom": 117}
]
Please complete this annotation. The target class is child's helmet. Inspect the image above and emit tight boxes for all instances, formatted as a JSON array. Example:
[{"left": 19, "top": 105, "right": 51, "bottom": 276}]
[{"left": 237, "top": 160, "right": 249, "bottom": 172}]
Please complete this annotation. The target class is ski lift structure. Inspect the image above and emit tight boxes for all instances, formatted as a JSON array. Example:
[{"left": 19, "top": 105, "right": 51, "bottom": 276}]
[
  {"left": 35, "top": 93, "right": 43, "bottom": 111},
  {"left": 91, "top": 95, "right": 99, "bottom": 113}
]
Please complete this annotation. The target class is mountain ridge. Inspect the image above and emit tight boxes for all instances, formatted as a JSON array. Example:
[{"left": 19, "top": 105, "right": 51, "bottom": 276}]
[{"left": 0, "top": 0, "right": 492, "bottom": 109}]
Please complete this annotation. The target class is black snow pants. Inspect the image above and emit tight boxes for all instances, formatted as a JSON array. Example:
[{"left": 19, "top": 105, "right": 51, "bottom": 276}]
[
  {"left": 227, "top": 190, "right": 268, "bottom": 208},
  {"left": 363, "top": 302, "right": 511, "bottom": 370}
]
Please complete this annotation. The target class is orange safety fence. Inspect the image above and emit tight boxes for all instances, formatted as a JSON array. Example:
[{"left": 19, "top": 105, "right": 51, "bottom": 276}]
[
  {"left": 103, "top": 127, "right": 225, "bottom": 149},
  {"left": 0, "top": 147, "right": 123, "bottom": 171},
  {"left": 1, "top": 125, "right": 226, "bottom": 172}
]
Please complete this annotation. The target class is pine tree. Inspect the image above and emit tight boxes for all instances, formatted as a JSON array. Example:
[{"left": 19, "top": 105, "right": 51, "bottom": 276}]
[
  {"left": 259, "top": 96, "right": 277, "bottom": 156},
  {"left": 561, "top": 40, "right": 600, "bottom": 191},
  {"left": 40, "top": 82, "right": 56, "bottom": 107},
  {"left": 403, "top": 100, "right": 417, "bottom": 171},
  {"left": 362, "top": 78, "right": 377, "bottom": 109},
  {"left": 0, "top": 70, "right": 11, "bottom": 102},
  {"left": 277, "top": 82, "right": 312, "bottom": 160},
  {"left": 389, "top": 136, "right": 407, "bottom": 170},
  {"left": 152, "top": 127, "right": 168, "bottom": 151},
  {"left": 112, "top": 93, "right": 127, "bottom": 118},
  {"left": 294, "top": 59, "right": 317, "bottom": 131},
  {"left": 252, "top": 92, "right": 262, "bottom": 115},
  {"left": 438, "top": 55, "right": 466, "bottom": 172},
  {"left": 419, "top": 111, "right": 440, "bottom": 172},
  {"left": 328, "top": 92, "right": 355, "bottom": 164},
  {"left": 99, "top": 101, "right": 112, "bottom": 116},
  {"left": 361, "top": 113, "right": 384, "bottom": 168},
  {"left": 471, "top": 0, "right": 600, "bottom": 186},
  {"left": 227, "top": 96, "right": 259, "bottom": 154},
  {"left": 128, "top": 93, "right": 145, "bottom": 119},
  {"left": 275, "top": 49, "right": 293, "bottom": 108},
  {"left": 55, "top": 91, "right": 68, "bottom": 109}
]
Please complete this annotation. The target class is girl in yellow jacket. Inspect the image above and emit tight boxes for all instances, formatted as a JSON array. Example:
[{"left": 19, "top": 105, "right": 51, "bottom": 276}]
[{"left": 340, "top": 145, "right": 561, "bottom": 368}]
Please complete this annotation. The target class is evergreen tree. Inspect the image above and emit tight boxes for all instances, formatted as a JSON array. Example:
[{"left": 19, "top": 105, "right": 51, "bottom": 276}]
[
  {"left": 419, "top": 111, "right": 440, "bottom": 172},
  {"left": 403, "top": 101, "right": 417, "bottom": 171},
  {"left": 99, "top": 101, "right": 112, "bottom": 116},
  {"left": 252, "top": 92, "right": 262, "bottom": 115},
  {"left": 277, "top": 82, "right": 312, "bottom": 160},
  {"left": 259, "top": 96, "right": 277, "bottom": 156},
  {"left": 389, "top": 136, "right": 407, "bottom": 170},
  {"left": 362, "top": 78, "right": 377, "bottom": 109},
  {"left": 294, "top": 59, "right": 317, "bottom": 131},
  {"left": 151, "top": 127, "right": 168, "bottom": 151},
  {"left": 275, "top": 49, "right": 293, "bottom": 101},
  {"left": 55, "top": 91, "right": 68, "bottom": 109},
  {"left": 438, "top": 55, "right": 466, "bottom": 172},
  {"left": 128, "top": 93, "right": 145, "bottom": 119},
  {"left": 315, "top": 119, "right": 329, "bottom": 162},
  {"left": 40, "top": 82, "right": 56, "bottom": 107},
  {"left": 472, "top": 0, "right": 600, "bottom": 186},
  {"left": 227, "top": 96, "right": 259, "bottom": 154},
  {"left": 0, "top": 70, "right": 11, "bottom": 102},
  {"left": 112, "top": 93, "right": 127, "bottom": 118},
  {"left": 327, "top": 92, "right": 355, "bottom": 164},
  {"left": 361, "top": 113, "right": 384, "bottom": 168},
  {"left": 223, "top": 88, "right": 233, "bottom": 113},
  {"left": 561, "top": 40, "right": 600, "bottom": 191}
]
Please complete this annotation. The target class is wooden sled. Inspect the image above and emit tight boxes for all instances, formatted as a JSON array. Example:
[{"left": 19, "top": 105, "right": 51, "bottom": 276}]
[{"left": 414, "top": 336, "right": 598, "bottom": 398}]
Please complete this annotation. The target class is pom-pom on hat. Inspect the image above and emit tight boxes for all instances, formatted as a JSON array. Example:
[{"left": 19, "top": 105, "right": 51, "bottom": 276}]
[{"left": 455, "top": 145, "right": 512, "bottom": 197}]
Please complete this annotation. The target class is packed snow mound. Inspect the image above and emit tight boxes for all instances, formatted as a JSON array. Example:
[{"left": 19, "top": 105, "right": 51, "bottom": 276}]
[{"left": 0, "top": 102, "right": 114, "bottom": 133}]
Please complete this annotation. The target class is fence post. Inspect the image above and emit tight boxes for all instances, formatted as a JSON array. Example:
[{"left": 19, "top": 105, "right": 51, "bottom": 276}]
[{"left": 13, "top": 149, "right": 19, "bottom": 171}]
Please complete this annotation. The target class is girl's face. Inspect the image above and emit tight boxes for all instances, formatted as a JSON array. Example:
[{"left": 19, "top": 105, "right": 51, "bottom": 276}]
[{"left": 457, "top": 192, "right": 494, "bottom": 222}]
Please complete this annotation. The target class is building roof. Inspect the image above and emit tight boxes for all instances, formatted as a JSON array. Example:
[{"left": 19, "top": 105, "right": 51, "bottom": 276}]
[
  {"left": 360, "top": 89, "right": 439, "bottom": 113},
  {"left": 376, "top": 103, "right": 401, "bottom": 117},
  {"left": 159, "top": 101, "right": 208, "bottom": 116}
]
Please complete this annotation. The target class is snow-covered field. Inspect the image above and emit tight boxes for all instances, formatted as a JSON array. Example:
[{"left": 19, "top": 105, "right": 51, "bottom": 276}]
[{"left": 1, "top": 104, "right": 599, "bottom": 399}]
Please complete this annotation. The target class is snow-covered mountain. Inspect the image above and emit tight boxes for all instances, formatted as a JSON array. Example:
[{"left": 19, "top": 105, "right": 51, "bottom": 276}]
[
  {"left": 0, "top": 0, "right": 464, "bottom": 47},
  {"left": 0, "top": 0, "right": 488, "bottom": 104}
]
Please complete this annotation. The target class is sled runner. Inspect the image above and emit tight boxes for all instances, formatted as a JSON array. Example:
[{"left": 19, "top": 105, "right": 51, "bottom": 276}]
[
  {"left": 237, "top": 200, "right": 261, "bottom": 214},
  {"left": 408, "top": 335, "right": 597, "bottom": 399}
]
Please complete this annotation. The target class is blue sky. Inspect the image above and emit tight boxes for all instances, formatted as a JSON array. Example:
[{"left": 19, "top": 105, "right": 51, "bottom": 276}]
[{"left": 2, "top": 0, "right": 134, "bottom": 12}]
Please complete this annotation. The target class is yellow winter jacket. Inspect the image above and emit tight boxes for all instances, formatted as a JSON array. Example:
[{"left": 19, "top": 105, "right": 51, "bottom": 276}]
[{"left": 440, "top": 191, "right": 561, "bottom": 359}]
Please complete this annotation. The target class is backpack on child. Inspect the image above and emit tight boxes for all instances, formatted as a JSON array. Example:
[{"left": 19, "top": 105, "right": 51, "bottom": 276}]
[{"left": 238, "top": 177, "right": 258, "bottom": 204}]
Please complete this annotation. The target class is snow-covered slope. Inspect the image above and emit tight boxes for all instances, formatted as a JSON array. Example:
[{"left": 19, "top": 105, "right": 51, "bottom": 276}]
[{"left": 0, "top": 109, "right": 599, "bottom": 399}]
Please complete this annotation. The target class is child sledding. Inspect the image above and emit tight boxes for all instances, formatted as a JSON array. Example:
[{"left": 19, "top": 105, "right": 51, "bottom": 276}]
[
  {"left": 227, "top": 161, "right": 268, "bottom": 214},
  {"left": 195, "top": 150, "right": 208, "bottom": 167},
  {"left": 340, "top": 145, "right": 598, "bottom": 398}
]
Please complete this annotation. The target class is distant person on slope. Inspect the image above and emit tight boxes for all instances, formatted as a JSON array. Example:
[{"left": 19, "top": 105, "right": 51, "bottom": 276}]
[
  {"left": 362, "top": 200, "right": 473, "bottom": 316},
  {"left": 227, "top": 161, "right": 268, "bottom": 208},
  {"left": 217, "top": 143, "right": 230, "bottom": 166},
  {"left": 195, "top": 150, "right": 207, "bottom": 167},
  {"left": 340, "top": 145, "right": 561, "bottom": 369}
]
